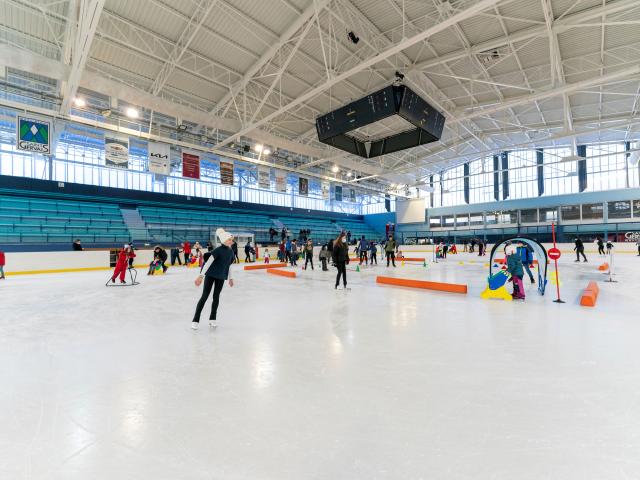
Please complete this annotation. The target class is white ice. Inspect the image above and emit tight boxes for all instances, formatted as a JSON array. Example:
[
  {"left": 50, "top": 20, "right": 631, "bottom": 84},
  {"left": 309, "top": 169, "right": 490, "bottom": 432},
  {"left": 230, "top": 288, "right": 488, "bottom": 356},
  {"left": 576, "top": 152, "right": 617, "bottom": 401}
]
[{"left": 1, "top": 251, "right": 639, "bottom": 480}]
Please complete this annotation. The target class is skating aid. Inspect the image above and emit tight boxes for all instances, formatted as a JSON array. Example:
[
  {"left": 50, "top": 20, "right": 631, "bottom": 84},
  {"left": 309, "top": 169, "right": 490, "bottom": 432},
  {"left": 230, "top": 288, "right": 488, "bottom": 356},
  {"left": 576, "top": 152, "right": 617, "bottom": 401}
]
[{"left": 105, "top": 267, "right": 140, "bottom": 286}]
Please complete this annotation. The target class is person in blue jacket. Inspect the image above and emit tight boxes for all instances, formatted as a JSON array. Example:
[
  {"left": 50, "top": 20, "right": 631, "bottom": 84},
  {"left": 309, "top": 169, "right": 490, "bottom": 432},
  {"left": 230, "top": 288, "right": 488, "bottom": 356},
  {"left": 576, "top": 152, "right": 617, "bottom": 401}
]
[
  {"left": 191, "top": 228, "right": 235, "bottom": 330},
  {"left": 517, "top": 242, "right": 535, "bottom": 284},
  {"left": 506, "top": 244, "right": 525, "bottom": 300}
]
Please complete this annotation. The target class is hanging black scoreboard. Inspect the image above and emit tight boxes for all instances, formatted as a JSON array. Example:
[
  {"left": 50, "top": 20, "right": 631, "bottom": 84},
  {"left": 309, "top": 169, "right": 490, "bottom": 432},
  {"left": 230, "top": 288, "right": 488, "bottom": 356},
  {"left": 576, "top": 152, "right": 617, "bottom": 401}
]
[{"left": 315, "top": 85, "right": 445, "bottom": 158}]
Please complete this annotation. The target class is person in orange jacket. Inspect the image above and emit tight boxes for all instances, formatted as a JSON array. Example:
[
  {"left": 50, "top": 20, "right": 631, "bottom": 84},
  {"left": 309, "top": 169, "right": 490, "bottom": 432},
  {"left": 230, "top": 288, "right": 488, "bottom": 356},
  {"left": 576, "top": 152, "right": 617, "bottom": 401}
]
[{"left": 111, "top": 244, "right": 134, "bottom": 284}]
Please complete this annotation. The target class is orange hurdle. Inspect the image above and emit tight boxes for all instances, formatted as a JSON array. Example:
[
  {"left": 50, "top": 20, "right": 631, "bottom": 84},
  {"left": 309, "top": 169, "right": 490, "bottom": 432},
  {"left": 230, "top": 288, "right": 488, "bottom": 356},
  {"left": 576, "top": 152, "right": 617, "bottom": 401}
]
[
  {"left": 597, "top": 263, "right": 609, "bottom": 271},
  {"left": 376, "top": 276, "right": 467, "bottom": 294},
  {"left": 580, "top": 281, "right": 600, "bottom": 307},
  {"left": 267, "top": 268, "right": 296, "bottom": 278},
  {"left": 396, "top": 257, "right": 426, "bottom": 262},
  {"left": 244, "top": 262, "right": 287, "bottom": 270}
]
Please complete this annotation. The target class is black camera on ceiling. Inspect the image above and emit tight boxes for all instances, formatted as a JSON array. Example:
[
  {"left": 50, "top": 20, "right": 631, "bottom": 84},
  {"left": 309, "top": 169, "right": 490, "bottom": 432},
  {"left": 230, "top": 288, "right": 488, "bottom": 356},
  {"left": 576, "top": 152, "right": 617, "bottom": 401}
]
[{"left": 347, "top": 31, "right": 359, "bottom": 45}]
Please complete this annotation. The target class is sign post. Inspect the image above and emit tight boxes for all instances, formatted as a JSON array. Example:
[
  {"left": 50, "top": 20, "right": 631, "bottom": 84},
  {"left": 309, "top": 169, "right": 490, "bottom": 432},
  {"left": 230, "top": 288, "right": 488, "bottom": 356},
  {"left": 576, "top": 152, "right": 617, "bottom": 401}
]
[
  {"left": 605, "top": 245, "right": 617, "bottom": 283},
  {"left": 550, "top": 223, "right": 564, "bottom": 303}
]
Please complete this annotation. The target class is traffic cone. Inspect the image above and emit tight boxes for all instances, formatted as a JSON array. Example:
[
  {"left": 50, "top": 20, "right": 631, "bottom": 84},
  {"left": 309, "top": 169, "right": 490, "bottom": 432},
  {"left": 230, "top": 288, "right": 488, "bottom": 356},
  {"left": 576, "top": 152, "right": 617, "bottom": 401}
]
[
  {"left": 423, "top": 260, "right": 426, "bottom": 267},
  {"left": 356, "top": 265, "right": 360, "bottom": 272},
  {"left": 402, "top": 260, "right": 405, "bottom": 267}
]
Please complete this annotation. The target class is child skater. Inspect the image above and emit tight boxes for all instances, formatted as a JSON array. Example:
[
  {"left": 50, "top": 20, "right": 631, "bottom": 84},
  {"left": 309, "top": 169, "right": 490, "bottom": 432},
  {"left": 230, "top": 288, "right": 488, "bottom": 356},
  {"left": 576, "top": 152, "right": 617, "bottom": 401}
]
[
  {"left": 0, "top": 249, "right": 5, "bottom": 279},
  {"left": 506, "top": 244, "right": 525, "bottom": 300},
  {"left": 303, "top": 239, "right": 314, "bottom": 270},
  {"left": 111, "top": 244, "right": 133, "bottom": 284},
  {"left": 263, "top": 248, "right": 270, "bottom": 264},
  {"left": 319, "top": 244, "right": 329, "bottom": 271},
  {"left": 191, "top": 228, "right": 235, "bottom": 330}
]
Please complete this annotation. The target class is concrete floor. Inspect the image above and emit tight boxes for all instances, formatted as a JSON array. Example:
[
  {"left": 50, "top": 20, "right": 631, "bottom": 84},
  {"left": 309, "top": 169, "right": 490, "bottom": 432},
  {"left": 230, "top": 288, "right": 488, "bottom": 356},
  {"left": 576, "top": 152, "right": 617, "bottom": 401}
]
[{"left": 1, "top": 251, "right": 638, "bottom": 479}]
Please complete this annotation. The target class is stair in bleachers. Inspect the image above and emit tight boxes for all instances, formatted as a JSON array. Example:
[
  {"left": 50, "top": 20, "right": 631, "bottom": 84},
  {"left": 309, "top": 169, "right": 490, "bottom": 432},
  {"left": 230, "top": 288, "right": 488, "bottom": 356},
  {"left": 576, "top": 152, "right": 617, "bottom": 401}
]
[{"left": 120, "top": 207, "right": 152, "bottom": 243}]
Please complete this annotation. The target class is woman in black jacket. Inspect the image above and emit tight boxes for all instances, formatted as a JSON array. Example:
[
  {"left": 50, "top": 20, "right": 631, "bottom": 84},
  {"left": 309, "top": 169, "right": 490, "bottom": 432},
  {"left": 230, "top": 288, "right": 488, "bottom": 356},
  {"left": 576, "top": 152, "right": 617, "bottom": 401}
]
[
  {"left": 332, "top": 232, "right": 350, "bottom": 290},
  {"left": 148, "top": 246, "right": 168, "bottom": 275},
  {"left": 192, "top": 229, "right": 235, "bottom": 329}
]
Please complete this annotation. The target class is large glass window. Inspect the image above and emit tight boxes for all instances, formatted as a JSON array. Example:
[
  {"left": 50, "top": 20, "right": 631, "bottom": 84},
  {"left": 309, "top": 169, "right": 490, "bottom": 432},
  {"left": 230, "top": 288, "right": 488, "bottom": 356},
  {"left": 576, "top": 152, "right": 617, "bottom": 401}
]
[
  {"left": 520, "top": 209, "right": 538, "bottom": 223},
  {"left": 543, "top": 147, "right": 578, "bottom": 196},
  {"left": 633, "top": 200, "right": 640, "bottom": 218},
  {"left": 587, "top": 143, "right": 627, "bottom": 191},
  {"left": 582, "top": 203, "right": 603, "bottom": 221},
  {"left": 508, "top": 150, "right": 538, "bottom": 199},
  {"left": 469, "top": 213, "right": 484, "bottom": 226},
  {"left": 561, "top": 205, "right": 581, "bottom": 221},
  {"left": 608, "top": 200, "right": 631, "bottom": 219},
  {"left": 456, "top": 214, "right": 469, "bottom": 227},
  {"left": 429, "top": 216, "right": 442, "bottom": 228}
]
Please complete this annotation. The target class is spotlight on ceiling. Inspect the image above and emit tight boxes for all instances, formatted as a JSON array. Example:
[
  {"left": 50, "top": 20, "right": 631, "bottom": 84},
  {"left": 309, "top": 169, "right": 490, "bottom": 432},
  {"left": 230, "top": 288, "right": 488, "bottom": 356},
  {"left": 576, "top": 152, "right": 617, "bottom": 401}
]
[
  {"left": 395, "top": 71, "right": 405, "bottom": 81},
  {"left": 125, "top": 107, "right": 139, "bottom": 119},
  {"left": 101, "top": 109, "right": 112, "bottom": 117},
  {"left": 347, "top": 31, "right": 359, "bottom": 45},
  {"left": 560, "top": 154, "right": 582, "bottom": 163},
  {"left": 346, "top": 171, "right": 352, "bottom": 177},
  {"left": 73, "top": 97, "right": 86, "bottom": 108},
  {"left": 331, "top": 165, "right": 339, "bottom": 173},
  {"left": 254, "top": 144, "right": 264, "bottom": 153},
  {"left": 177, "top": 124, "right": 188, "bottom": 132},
  {"left": 263, "top": 148, "right": 271, "bottom": 156}
]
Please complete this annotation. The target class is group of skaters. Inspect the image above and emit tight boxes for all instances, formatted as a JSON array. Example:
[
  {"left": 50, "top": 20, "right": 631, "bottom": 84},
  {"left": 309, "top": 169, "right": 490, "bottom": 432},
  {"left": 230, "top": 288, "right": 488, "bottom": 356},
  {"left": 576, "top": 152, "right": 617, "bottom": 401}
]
[{"left": 462, "top": 238, "right": 489, "bottom": 255}]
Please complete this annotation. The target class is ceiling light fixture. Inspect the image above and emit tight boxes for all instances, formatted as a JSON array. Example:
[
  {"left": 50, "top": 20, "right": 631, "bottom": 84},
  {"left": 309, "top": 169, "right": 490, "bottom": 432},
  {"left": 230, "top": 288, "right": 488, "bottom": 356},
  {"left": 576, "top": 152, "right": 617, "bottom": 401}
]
[
  {"left": 73, "top": 97, "right": 86, "bottom": 107},
  {"left": 254, "top": 144, "right": 264, "bottom": 153},
  {"left": 125, "top": 107, "right": 139, "bottom": 119},
  {"left": 331, "top": 165, "right": 339, "bottom": 173},
  {"left": 263, "top": 148, "right": 271, "bottom": 156}
]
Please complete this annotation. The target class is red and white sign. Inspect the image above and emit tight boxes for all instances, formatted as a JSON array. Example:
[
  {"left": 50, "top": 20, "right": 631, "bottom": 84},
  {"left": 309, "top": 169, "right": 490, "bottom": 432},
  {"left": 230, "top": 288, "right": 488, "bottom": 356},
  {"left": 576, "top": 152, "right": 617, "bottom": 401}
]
[
  {"left": 182, "top": 152, "right": 200, "bottom": 179},
  {"left": 548, "top": 247, "right": 561, "bottom": 260}
]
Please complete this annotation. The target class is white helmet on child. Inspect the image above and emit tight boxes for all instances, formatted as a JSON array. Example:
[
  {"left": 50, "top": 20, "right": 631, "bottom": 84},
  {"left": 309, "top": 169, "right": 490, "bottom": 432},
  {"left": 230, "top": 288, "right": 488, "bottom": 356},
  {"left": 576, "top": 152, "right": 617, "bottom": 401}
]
[{"left": 505, "top": 244, "right": 517, "bottom": 256}]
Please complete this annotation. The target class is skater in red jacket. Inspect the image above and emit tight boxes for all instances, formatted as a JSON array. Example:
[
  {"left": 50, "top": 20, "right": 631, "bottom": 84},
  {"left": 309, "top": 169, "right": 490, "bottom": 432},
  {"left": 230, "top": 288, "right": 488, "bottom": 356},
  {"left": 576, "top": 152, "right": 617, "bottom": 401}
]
[{"left": 111, "top": 244, "right": 134, "bottom": 284}]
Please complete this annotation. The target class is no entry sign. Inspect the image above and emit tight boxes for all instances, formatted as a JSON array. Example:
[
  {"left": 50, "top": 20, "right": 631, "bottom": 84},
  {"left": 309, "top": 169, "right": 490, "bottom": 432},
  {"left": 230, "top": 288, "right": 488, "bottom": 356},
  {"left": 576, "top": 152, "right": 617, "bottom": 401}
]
[{"left": 548, "top": 247, "right": 561, "bottom": 260}]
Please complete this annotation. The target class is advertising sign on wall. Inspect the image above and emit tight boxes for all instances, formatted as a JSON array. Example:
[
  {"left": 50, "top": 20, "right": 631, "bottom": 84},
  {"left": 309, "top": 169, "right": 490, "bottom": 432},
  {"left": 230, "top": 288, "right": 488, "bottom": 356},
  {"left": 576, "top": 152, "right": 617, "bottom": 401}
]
[
  {"left": 299, "top": 177, "right": 308, "bottom": 196},
  {"left": 105, "top": 136, "right": 129, "bottom": 169},
  {"left": 258, "top": 166, "right": 271, "bottom": 189},
  {"left": 182, "top": 151, "right": 201, "bottom": 179},
  {"left": 16, "top": 116, "right": 50, "bottom": 154},
  {"left": 148, "top": 141, "right": 171, "bottom": 175},
  {"left": 321, "top": 182, "right": 330, "bottom": 199},
  {"left": 335, "top": 185, "right": 343, "bottom": 202},
  {"left": 220, "top": 161, "right": 234, "bottom": 185},
  {"left": 275, "top": 170, "right": 287, "bottom": 193}
]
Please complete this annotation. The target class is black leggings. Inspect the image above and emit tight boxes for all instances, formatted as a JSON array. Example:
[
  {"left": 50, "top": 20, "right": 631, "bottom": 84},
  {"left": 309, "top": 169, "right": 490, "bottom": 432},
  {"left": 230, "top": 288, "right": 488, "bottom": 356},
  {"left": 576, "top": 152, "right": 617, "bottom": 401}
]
[
  {"left": 193, "top": 276, "right": 225, "bottom": 322},
  {"left": 598, "top": 246, "right": 605, "bottom": 255},
  {"left": 386, "top": 252, "right": 396, "bottom": 267},
  {"left": 305, "top": 256, "right": 314, "bottom": 269},
  {"left": 370, "top": 251, "right": 377, "bottom": 264},
  {"left": 335, "top": 261, "right": 347, "bottom": 287}
]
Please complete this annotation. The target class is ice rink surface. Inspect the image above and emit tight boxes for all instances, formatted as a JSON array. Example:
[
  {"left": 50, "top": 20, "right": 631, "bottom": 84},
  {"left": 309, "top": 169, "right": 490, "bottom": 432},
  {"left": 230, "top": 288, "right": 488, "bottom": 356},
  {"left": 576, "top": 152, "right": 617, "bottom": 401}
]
[{"left": 1, "top": 251, "right": 640, "bottom": 479}]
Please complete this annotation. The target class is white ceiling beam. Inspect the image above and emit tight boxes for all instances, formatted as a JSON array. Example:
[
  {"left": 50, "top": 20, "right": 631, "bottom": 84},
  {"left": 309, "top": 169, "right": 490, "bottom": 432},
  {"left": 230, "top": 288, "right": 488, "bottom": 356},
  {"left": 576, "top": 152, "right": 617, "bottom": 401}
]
[
  {"left": 213, "top": 0, "right": 505, "bottom": 150},
  {"left": 149, "top": 0, "right": 219, "bottom": 96},
  {"left": 61, "top": 0, "right": 77, "bottom": 65},
  {"left": 60, "top": 0, "right": 105, "bottom": 114},
  {"left": 410, "top": 0, "right": 638, "bottom": 73},
  {"left": 209, "top": 0, "right": 332, "bottom": 117}
]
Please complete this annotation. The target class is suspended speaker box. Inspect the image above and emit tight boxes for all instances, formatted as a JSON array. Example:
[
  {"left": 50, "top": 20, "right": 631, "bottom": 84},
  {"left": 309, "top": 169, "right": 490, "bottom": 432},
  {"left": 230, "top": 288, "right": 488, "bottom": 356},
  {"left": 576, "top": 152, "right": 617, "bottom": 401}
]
[{"left": 315, "top": 85, "right": 445, "bottom": 158}]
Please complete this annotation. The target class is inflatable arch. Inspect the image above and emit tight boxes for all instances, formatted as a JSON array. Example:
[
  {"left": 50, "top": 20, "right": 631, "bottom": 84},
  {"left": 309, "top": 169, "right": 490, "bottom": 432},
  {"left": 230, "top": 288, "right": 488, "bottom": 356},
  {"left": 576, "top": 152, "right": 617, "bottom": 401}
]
[{"left": 488, "top": 236, "right": 548, "bottom": 295}]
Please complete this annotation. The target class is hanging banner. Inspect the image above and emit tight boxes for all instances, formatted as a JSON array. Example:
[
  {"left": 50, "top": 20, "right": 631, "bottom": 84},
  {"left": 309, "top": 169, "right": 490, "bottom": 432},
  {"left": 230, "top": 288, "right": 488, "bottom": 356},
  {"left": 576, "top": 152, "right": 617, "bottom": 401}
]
[
  {"left": 258, "top": 166, "right": 271, "bottom": 189},
  {"left": 148, "top": 141, "right": 171, "bottom": 175},
  {"left": 275, "top": 170, "right": 287, "bottom": 193},
  {"left": 343, "top": 187, "right": 350, "bottom": 202},
  {"left": 105, "top": 136, "right": 129, "bottom": 169},
  {"left": 350, "top": 188, "right": 356, "bottom": 202},
  {"left": 321, "top": 182, "right": 330, "bottom": 200},
  {"left": 182, "top": 151, "right": 200, "bottom": 179},
  {"left": 220, "top": 161, "right": 234, "bottom": 185},
  {"left": 299, "top": 177, "right": 308, "bottom": 196},
  {"left": 335, "top": 185, "right": 343, "bottom": 202},
  {"left": 16, "top": 116, "right": 50, "bottom": 154}
]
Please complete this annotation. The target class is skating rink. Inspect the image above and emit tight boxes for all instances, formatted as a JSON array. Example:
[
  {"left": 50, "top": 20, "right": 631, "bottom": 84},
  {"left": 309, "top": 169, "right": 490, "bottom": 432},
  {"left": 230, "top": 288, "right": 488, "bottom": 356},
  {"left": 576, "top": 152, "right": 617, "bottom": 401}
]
[{"left": 1, "top": 252, "right": 639, "bottom": 480}]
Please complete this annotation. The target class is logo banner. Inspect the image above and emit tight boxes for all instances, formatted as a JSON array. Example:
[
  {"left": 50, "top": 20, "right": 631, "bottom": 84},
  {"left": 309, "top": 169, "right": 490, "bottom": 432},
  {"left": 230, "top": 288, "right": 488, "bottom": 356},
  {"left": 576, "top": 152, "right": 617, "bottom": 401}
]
[
  {"left": 350, "top": 188, "right": 356, "bottom": 202},
  {"left": 299, "top": 177, "right": 308, "bottom": 196},
  {"left": 321, "top": 182, "right": 330, "bottom": 199},
  {"left": 105, "top": 136, "right": 129, "bottom": 169},
  {"left": 17, "top": 116, "right": 50, "bottom": 154},
  {"left": 148, "top": 142, "right": 171, "bottom": 175},
  {"left": 220, "top": 161, "right": 234, "bottom": 185},
  {"left": 182, "top": 151, "right": 200, "bottom": 179},
  {"left": 335, "top": 185, "right": 343, "bottom": 202},
  {"left": 275, "top": 170, "right": 287, "bottom": 193},
  {"left": 258, "top": 166, "right": 271, "bottom": 189}
]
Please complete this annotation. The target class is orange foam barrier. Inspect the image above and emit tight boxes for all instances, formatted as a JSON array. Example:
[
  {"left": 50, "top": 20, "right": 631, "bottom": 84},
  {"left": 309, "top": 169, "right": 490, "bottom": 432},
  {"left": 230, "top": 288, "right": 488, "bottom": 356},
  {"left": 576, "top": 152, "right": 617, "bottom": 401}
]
[
  {"left": 396, "top": 257, "right": 426, "bottom": 262},
  {"left": 376, "top": 276, "right": 467, "bottom": 294},
  {"left": 244, "top": 262, "right": 287, "bottom": 270},
  {"left": 580, "top": 281, "right": 600, "bottom": 307},
  {"left": 597, "top": 263, "right": 609, "bottom": 271},
  {"left": 267, "top": 268, "right": 296, "bottom": 278}
]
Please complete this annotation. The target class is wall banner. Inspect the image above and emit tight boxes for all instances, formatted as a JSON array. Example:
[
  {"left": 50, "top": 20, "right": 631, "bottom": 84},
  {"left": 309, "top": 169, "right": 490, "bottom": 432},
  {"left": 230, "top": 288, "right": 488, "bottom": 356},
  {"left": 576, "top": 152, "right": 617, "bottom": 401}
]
[
  {"left": 182, "top": 151, "right": 201, "bottom": 179},
  {"left": 350, "top": 188, "right": 356, "bottom": 202},
  {"left": 321, "top": 182, "right": 330, "bottom": 200},
  {"left": 105, "top": 136, "right": 129, "bottom": 169},
  {"left": 16, "top": 116, "right": 50, "bottom": 154},
  {"left": 258, "top": 166, "right": 271, "bottom": 189},
  {"left": 335, "top": 185, "right": 343, "bottom": 202},
  {"left": 148, "top": 141, "right": 171, "bottom": 175},
  {"left": 220, "top": 160, "right": 234, "bottom": 185},
  {"left": 275, "top": 170, "right": 287, "bottom": 193},
  {"left": 299, "top": 177, "right": 308, "bottom": 196}
]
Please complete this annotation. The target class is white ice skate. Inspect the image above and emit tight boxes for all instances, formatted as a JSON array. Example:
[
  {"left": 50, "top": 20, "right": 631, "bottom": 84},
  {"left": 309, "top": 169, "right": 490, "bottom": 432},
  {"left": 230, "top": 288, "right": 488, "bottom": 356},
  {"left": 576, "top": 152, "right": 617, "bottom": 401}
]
[
  {"left": 208, "top": 320, "right": 217, "bottom": 328},
  {"left": 191, "top": 322, "right": 199, "bottom": 330}
]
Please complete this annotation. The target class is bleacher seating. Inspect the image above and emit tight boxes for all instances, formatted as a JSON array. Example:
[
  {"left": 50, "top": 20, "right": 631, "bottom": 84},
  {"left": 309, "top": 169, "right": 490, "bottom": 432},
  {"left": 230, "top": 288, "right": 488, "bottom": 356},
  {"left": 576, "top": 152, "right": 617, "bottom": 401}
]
[
  {"left": 0, "top": 195, "right": 129, "bottom": 244},
  {"left": 138, "top": 206, "right": 275, "bottom": 244},
  {"left": 335, "top": 219, "right": 381, "bottom": 241}
]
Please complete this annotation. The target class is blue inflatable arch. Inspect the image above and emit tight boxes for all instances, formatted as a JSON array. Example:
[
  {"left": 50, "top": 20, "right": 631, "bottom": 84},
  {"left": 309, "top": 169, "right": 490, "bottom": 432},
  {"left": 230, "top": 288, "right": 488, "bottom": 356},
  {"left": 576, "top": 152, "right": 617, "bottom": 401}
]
[{"left": 488, "top": 236, "right": 548, "bottom": 295}]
